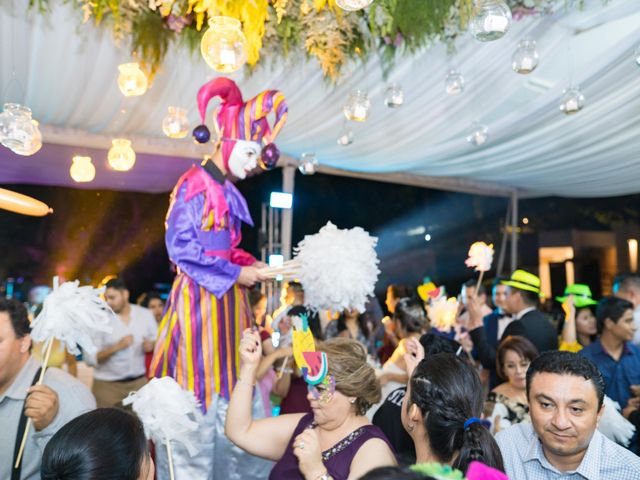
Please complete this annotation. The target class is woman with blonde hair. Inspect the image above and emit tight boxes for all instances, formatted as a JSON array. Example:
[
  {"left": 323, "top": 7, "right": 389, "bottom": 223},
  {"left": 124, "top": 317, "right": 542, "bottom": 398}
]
[{"left": 226, "top": 332, "right": 396, "bottom": 479}]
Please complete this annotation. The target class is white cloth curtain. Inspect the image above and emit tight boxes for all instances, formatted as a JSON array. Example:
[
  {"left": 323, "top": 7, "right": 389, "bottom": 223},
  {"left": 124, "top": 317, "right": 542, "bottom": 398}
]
[{"left": 0, "top": 0, "right": 639, "bottom": 196}]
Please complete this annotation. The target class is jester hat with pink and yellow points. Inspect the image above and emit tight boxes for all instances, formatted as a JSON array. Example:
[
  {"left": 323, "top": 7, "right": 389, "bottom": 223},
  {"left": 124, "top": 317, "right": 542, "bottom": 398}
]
[{"left": 192, "top": 77, "right": 288, "bottom": 170}]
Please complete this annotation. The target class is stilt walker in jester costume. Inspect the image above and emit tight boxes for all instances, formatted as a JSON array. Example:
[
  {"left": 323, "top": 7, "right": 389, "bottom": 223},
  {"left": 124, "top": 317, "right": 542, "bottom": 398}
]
[{"left": 150, "top": 77, "right": 287, "bottom": 479}]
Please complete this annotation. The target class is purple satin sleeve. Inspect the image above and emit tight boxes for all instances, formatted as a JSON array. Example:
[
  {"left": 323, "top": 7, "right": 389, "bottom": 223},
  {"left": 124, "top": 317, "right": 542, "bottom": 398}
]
[{"left": 165, "top": 183, "right": 241, "bottom": 298}]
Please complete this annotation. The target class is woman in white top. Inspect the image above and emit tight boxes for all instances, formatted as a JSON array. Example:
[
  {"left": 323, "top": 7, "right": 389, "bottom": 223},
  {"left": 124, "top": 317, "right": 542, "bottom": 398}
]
[{"left": 485, "top": 335, "right": 538, "bottom": 434}]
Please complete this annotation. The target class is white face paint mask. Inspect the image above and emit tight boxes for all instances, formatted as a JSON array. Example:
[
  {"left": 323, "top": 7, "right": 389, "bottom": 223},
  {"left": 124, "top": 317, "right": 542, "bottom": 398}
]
[{"left": 227, "top": 140, "right": 261, "bottom": 179}]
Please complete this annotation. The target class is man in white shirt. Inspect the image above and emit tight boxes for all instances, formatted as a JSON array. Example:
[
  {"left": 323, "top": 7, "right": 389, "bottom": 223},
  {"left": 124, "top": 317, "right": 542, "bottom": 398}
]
[
  {"left": 613, "top": 274, "right": 640, "bottom": 346},
  {"left": 87, "top": 278, "right": 157, "bottom": 407},
  {"left": 0, "top": 298, "right": 95, "bottom": 480}
]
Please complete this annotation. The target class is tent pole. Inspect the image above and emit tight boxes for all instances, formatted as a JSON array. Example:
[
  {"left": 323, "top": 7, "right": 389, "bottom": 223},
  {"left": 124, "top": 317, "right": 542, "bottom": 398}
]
[
  {"left": 281, "top": 165, "right": 295, "bottom": 261},
  {"left": 510, "top": 190, "right": 519, "bottom": 272},
  {"left": 496, "top": 198, "right": 511, "bottom": 277}
]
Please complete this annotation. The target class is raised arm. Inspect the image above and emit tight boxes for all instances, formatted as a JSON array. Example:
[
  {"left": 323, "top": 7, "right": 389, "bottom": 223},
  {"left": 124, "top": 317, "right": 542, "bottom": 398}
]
[
  {"left": 559, "top": 297, "right": 579, "bottom": 351},
  {"left": 225, "top": 329, "right": 303, "bottom": 460},
  {"left": 467, "top": 295, "right": 498, "bottom": 368},
  {"left": 256, "top": 346, "right": 292, "bottom": 380}
]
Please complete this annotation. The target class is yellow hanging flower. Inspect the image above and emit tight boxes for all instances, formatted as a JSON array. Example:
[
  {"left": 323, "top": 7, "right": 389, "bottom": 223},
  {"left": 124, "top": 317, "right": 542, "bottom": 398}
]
[
  {"left": 239, "top": 0, "right": 269, "bottom": 66},
  {"left": 274, "top": 0, "right": 288, "bottom": 24},
  {"left": 300, "top": 0, "right": 312, "bottom": 16}
]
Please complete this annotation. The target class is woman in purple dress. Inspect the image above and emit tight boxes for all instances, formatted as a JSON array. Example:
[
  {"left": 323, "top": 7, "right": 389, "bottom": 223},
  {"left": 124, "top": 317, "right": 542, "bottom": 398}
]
[{"left": 226, "top": 333, "right": 397, "bottom": 479}]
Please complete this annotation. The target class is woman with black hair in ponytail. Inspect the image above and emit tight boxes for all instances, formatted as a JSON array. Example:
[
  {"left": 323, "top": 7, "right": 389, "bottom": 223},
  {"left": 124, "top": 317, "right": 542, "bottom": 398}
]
[{"left": 401, "top": 353, "right": 505, "bottom": 474}]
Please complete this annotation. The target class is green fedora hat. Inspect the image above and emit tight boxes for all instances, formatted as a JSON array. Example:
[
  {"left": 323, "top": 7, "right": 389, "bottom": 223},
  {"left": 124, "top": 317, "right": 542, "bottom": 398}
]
[
  {"left": 555, "top": 284, "right": 598, "bottom": 308},
  {"left": 502, "top": 269, "right": 541, "bottom": 295}
]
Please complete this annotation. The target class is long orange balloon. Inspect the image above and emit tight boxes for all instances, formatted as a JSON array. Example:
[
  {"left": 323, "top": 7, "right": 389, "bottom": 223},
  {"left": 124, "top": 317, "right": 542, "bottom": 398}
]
[{"left": 0, "top": 188, "right": 52, "bottom": 216}]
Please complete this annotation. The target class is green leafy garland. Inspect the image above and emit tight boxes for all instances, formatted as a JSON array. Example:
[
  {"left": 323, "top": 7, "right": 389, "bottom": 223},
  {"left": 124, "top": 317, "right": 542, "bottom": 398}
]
[{"left": 28, "top": 0, "right": 564, "bottom": 81}]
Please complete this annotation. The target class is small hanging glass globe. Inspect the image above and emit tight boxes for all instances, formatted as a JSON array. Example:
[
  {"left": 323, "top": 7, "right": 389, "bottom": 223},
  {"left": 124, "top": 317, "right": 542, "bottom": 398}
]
[
  {"left": 108, "top": 139, "right": 136, "bottom": 171},
  {"left": 559, "top": 86, "right": 585, "bottom": 115},
  {"left": 200, "top": 16, "right": 248, "bottom": 73},
  {"left": 634, "top": 44, "right": 640, "bottom": 67},
  {"left": 298, "top": 153, "right": 318, "bottom": 175},
  {"left": 344, "top": 90, "right": 371, "bottom": 122},
  {"left": 12, "top": 120, "right": 42, "bottom": 156},
  {"left": 0, "top": 103, "right": 39, "bottom": 151},
  {"left": 466, "top": 122, "right": 489, "bottom": 146},
  {"left": 336, "top": 0, "right": 374, "bottom": 12},
  {"left": 162, "top": 107, "right": 190, "bottom": 139},
  {"left": 384, "top": 84, "right": 404, "bottom": 108},
  {"left": 512, "top": 39, "right": 539, "bottom": 74},
  {"left": 337, "top": 128, "right": 354, "bottom": 146},
  {"left": 117, "top": 63, "right": 148, "bottom": 97},
  {"left": 70, "top": 156, "right": 96, "bottom": 182},
  {"left": 470, "top": 0, "right": 512, "bottom": 42},
  {"left": 445, "top": 70, "right": 465, "bottom": 95}
]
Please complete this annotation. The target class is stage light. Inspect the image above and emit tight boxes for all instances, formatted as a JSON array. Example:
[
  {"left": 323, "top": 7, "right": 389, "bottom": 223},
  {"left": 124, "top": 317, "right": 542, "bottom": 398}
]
[{"left": 270, "top": 192, "right": 293, "bottom": 209}]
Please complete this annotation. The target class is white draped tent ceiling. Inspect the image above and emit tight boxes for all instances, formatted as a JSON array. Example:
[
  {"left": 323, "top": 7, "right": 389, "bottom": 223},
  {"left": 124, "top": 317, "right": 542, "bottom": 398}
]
[{"left": 0, "top": 0, "right": 639, "bottom": 197}]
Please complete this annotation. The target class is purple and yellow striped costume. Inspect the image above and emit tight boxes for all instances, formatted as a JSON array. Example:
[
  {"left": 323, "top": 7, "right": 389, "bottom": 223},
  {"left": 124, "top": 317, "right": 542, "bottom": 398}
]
[{"left": 150, "top": 165, "right": 256, "bottom": 412}]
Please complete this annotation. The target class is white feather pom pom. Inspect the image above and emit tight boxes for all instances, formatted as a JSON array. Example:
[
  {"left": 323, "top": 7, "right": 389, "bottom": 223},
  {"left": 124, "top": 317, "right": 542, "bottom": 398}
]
[
  {"left": 598, "top": 396, "right": 635, "bottom": 446},
  {"left": 427, "top": 297, "right": 459, "bottom": 332},
  {"left": 30, "top": 280, "right": 114, "bottom": 356},
  {"left": 295, "top": 222, "right": 380, "bottom": 313},
  {"left": 465, "top": 242, "right": 494, "bottom": 272},
  {"left": 123, "top": 377, "right": 203, "bottom": 456}
]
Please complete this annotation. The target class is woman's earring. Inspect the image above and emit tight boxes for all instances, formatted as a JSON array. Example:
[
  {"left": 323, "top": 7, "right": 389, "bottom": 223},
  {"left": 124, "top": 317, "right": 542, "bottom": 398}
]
[
  {"left": 350, "top": 398, "right": 356, "bottom": 404},
  {"left": 407, "top": 423, "right": 415, "bottom": 432}
]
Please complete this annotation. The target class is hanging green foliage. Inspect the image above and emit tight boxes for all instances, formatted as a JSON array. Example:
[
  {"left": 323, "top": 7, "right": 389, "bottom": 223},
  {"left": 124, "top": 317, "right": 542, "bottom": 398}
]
[{"left": 26, "top": 0, "right": 575, "bottom": 82}]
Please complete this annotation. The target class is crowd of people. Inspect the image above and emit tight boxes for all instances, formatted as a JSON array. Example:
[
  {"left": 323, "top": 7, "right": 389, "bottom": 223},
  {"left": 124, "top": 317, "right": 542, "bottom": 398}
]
[
  {"left": 3, "top": 269, "right": 640, "bottom": 479},
  {"left": 3, "top": 75, "right": 640, "bottom": 479}
]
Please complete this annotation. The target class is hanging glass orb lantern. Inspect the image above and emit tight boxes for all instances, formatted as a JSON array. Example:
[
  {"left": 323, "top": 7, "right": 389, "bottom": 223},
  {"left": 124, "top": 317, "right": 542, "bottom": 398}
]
[
  {"left": 512, "top": 39, "right": 539, "bottom": 74},
  {"left": 466, "top": 122, "right": 489, "bottom": 146},
  {"left": 470, "top": 0, "right": 512, "bottom": 42},
  {"left": 117, "top": 63, "right": 148, "bottom": 97},
  {"left": 162, "top": 106, "right": 190, "bottom": 139},
  {"left": 344, "top": 90, "right": 371, "bottom": 122},
  {"left": 0, "top": 103, "right": 39, "bottom": 151},
  {"left": 445, "top": 69, "right": 465, "bottom": 95},
  {"left": 384, "top": 84, "right": 404, "bottom": 108},
  {"left": 336, "top": 0, "right": 374, "bottom": 12},
  {"left": 12, "top": 120, "right": 42, "bottom": 156},
  {"left": 337, "top": 127, "right": 354, "bottom": 146},
  {"left": 634, "top": 44, "right": 640, "bottom": 66},
  {"left": 298, "top": 153, "right": 318, "bottom": 175},
  {"left": 108, "top": 139, "right": 136, "bottom": 171},
  {"left": 559, "top": 86, "right": 585, "bottom": 115},
  {"left": 200, "top": 16, "right": 248, "bottom": 73},
  {"left": 70, "top": 156, "right": 96, "bottom": 183}
]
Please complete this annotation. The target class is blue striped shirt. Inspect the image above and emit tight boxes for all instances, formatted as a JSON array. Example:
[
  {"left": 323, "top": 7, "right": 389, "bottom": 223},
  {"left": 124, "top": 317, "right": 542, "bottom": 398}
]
[{"left": 496, "top": 423, "right": 640, "bottom": 479}]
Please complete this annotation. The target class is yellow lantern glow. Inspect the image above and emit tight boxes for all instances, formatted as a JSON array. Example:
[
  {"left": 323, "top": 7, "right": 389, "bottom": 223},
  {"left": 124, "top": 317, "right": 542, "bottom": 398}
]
[
  {"left": 70, "top": 156, "right": 96, "bottom": 183},
  {"left": 108, "top": 139, "right": 136, "bottom": 171},
  {"left": 117, "top": 63, "right": 148, "bottom": 97},
  {"left": 200, "top": 16, "right": 248, "bottom": 73},
  {"left": 162, "top": 106, "right": 189, "bottom": 139}
]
